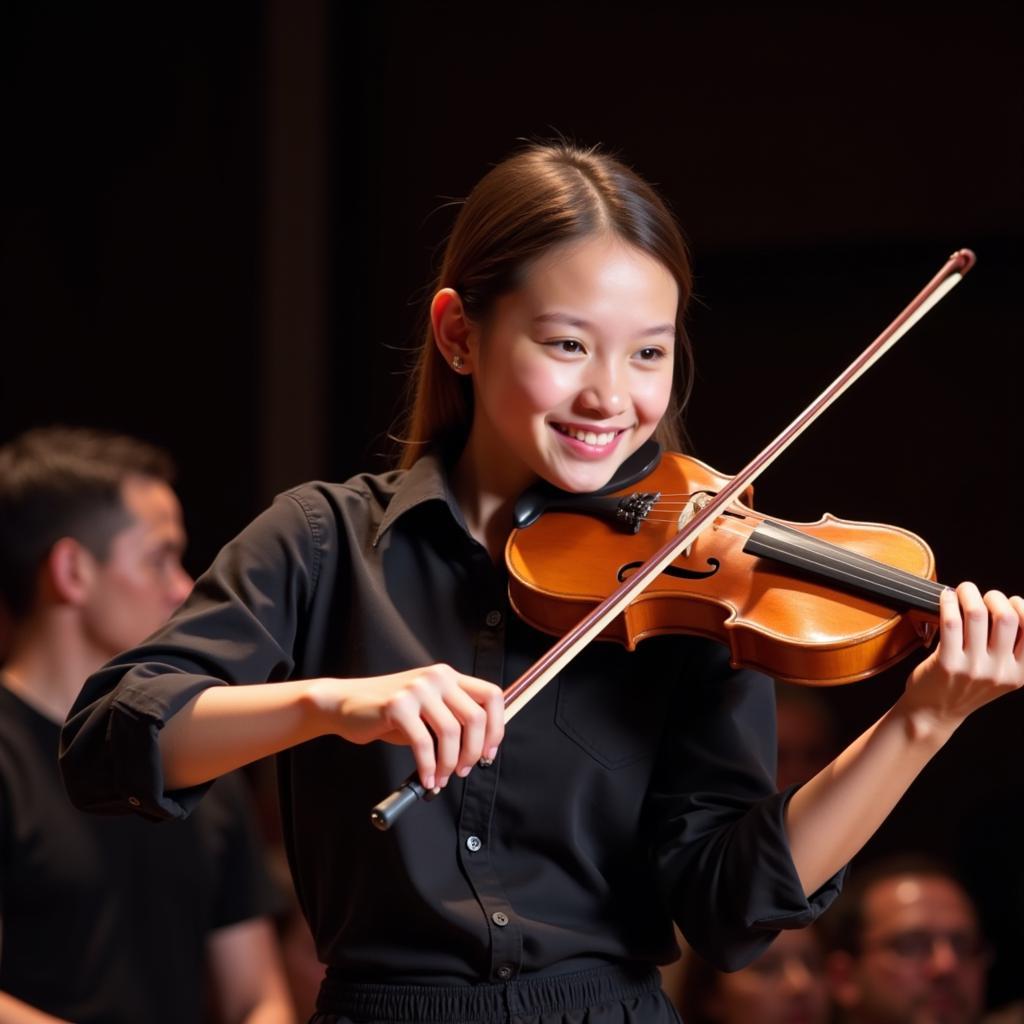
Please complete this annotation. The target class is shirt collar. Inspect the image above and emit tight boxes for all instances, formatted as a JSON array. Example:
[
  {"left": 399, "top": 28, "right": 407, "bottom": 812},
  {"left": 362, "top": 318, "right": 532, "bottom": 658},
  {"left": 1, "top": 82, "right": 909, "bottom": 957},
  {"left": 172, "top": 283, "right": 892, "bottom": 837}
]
[{"left": 372, "top": 450, "right": 468, "bottom": 547}]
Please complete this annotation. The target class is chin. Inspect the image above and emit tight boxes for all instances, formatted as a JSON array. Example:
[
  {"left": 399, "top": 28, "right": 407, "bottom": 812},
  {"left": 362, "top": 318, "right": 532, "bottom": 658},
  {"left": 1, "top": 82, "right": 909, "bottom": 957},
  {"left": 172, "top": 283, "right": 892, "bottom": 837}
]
[{"left": 544, "top": 463, "right": 618, "bottom": 494}]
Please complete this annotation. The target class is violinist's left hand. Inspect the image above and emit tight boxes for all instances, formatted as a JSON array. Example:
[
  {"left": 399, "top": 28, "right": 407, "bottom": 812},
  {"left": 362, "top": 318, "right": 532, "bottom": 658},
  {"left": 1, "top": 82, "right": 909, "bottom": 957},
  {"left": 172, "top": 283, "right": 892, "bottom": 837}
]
[
  {"left": 787, "top": 581, "right": 1024, "bottom": 897},
  {"left": 903, "top": 582, "right": 1024, "bottom": 735}
]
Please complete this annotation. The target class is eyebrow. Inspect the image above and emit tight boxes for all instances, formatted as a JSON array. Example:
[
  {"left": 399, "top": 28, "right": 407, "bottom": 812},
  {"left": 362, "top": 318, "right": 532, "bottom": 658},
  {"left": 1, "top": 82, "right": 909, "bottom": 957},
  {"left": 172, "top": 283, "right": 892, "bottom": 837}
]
[{"left": 532, "top": 313, "right": 675, "bottom": 338}]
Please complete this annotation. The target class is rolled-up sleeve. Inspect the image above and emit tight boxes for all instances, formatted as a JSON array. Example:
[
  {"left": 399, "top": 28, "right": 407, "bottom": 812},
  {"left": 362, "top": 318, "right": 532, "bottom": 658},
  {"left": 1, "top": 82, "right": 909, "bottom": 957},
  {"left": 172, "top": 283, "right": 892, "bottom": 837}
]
[
  {"left": 645, "top": 642, "right": 845, "bottom": 970},
  {"left": 59, "top": 489, "right": 322, "bottom": 821}
]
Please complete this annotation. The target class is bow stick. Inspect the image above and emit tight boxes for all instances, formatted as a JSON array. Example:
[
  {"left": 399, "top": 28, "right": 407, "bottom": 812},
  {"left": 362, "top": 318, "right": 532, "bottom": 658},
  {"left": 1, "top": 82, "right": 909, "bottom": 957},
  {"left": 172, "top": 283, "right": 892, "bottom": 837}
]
[{"left": 370, "top": 248, "right": 976, "bottom": 830}]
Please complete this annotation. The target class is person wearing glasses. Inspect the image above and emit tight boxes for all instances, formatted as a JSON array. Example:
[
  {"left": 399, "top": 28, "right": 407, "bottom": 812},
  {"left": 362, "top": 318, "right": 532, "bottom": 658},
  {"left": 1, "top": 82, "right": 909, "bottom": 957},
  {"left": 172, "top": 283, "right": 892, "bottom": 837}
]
[
  {"left": 823, "top": 856, "right": 992, "bottom": 1024},
  {"left": 677, "top": 923, "right": 831, "bottom": 1024}
]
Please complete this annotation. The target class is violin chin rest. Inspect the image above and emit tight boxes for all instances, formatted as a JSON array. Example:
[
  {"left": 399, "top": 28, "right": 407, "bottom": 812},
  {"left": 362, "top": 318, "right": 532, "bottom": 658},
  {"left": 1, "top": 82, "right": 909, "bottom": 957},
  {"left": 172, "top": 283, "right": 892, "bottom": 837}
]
[{"left": 513, "top": 440, "right": 662, "bottom": 529}]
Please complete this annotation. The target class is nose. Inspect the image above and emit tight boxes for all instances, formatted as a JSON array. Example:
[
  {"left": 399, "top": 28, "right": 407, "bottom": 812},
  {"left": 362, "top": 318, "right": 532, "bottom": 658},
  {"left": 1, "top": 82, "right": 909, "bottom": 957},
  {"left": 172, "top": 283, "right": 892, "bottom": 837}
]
[
  {"left": 168, "top": 563, "right": 194, "bottom": 607},
  {"left": 928, "top": 937, "right": 961, "bottom": 974},
  {"left": 577, "top": 359, "right": 623, "bottom": 418}
]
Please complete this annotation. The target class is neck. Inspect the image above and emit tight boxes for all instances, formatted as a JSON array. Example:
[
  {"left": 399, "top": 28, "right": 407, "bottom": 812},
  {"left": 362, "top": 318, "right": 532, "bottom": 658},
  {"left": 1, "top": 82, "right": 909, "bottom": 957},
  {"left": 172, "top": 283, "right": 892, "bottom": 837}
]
[
  {"left": 451, "top": 444, "right": 534, "bottom": 564},
  {"left": 2, "top": 610, "right": 110, "bottom": 724}
]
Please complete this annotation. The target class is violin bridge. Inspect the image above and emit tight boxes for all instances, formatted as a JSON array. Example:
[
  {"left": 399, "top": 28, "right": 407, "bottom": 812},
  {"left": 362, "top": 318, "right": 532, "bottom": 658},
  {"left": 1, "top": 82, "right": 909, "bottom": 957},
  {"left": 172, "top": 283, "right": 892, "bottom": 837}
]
[{"left": 677, "top": 492, "right": 713, "bottom": 556}]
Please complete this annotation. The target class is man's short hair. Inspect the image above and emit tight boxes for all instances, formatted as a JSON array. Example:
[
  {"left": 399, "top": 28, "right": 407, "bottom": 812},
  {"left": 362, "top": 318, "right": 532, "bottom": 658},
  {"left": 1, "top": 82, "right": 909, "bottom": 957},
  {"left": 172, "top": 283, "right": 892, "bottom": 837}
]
[
  {"left": 820, "top": 853, "right": 969, "bottom": 956},
  {"left": 0, "top": 426, "right": 175, "bottom": 618}
]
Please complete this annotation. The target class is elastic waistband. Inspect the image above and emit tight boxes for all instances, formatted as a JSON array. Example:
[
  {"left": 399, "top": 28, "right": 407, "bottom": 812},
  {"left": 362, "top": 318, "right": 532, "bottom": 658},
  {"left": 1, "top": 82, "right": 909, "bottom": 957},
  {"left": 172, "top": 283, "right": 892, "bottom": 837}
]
[{"left": 316, "top": 962, "right": 661, "bottom": 1023}]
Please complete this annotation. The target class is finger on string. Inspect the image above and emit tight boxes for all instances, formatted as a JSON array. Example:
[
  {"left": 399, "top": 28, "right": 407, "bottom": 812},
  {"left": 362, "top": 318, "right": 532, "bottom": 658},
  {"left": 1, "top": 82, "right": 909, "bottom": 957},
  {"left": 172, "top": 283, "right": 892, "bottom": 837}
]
[
  {"left": 958, "top": 582, "right": 987, "bottom": 657},
  {"left": 938, "top": 587, "right": 964, "bottom": 654},
  {"left": 983, "top": 590, "right": 1016, "bottom": 656},
  {"left": 1010, "top": 595, "right": 1024, "bottom": 661}
]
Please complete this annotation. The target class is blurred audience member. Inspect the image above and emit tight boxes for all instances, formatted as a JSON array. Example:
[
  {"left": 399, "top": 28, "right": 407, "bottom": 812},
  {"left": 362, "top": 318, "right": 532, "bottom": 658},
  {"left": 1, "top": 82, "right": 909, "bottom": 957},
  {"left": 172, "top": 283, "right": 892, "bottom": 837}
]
[
  {"left": 678, "top": 924, "right": 830, "bottom": 1024},
  {"left": 0, "top": 427, "right": 295, "bottom": 1023},
  {"left": 823, "top": 855, "right": 989, "bottom": 1024},
  {"left": 775, "top": 681, "right": 841, "bottom": 791}
]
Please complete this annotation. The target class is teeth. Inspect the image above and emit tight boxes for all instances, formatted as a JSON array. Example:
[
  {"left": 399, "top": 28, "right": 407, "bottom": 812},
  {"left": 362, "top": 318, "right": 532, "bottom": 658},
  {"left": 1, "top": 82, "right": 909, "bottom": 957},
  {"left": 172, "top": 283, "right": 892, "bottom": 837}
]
[{"left": 559, "top": 426, "right": 616, "bottom": 446}]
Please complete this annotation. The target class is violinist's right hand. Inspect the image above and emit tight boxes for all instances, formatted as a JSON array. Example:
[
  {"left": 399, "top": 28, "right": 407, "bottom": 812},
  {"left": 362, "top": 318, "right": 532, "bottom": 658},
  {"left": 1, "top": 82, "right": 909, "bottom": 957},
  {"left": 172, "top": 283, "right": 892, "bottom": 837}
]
[{"left": 306, "top": 667, "right": 505, "bottom": 791}]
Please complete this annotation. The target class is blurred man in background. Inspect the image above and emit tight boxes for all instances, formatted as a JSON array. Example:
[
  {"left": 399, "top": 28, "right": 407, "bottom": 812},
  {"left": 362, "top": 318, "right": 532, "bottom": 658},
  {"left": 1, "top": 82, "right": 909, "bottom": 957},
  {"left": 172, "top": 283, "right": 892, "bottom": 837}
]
[
  {"left": 0, "top": 426, "right": 294, "bottom": 1024},
  {"left": 823, "top": 856, "right": 989, "bottom": 1024}
]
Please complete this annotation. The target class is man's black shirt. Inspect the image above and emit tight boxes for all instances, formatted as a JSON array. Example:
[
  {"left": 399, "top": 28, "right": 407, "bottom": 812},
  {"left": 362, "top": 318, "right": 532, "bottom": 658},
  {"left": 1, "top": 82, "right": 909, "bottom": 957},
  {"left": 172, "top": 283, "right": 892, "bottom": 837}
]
[{"left": 1, "top": 684, "right": 278, "bottom": 1022}]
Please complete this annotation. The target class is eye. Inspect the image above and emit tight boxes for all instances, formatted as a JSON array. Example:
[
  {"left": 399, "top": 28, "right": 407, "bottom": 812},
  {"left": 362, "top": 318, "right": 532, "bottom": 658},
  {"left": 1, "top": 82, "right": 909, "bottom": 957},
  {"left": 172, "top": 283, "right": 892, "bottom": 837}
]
[
  {"left": 635, "top": 346, "right": 666, "bottom": 362},
  {"left": 148, "top": 547, "right": 182, "bottom": 573},
  {"left": 547, "top": 338, "right": 586, "bottom": 355}
]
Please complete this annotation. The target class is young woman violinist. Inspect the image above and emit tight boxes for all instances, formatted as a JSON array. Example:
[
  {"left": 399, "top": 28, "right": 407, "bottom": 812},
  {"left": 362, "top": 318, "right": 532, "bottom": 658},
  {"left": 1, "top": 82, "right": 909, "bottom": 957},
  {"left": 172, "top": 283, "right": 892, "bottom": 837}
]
[{"left": 60, "top": 142, "right": 1024, "bottom": 1024}]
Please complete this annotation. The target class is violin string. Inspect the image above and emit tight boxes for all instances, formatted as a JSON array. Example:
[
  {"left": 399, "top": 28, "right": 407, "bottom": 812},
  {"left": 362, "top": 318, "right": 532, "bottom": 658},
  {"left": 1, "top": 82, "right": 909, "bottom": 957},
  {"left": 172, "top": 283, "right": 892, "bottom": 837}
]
[
  {"left": 644, "top": 499, "right": 764, "bottom": 520},
  {"left": 730, "top": 528, "right": 942, "bottom": 607},
  {"left": 639, "top": 510, "right": 943, "bottom": 606},
  {"left": 746, "top": 534, "right": 944, "bottom": 606},
  {"left": 719, "top": 520, "right": 944, "bottom": 602},
  {"left": 647, "top": 496, "right": 755, "bottom": 513},
  {"left": 646, "top": 499, "right": 939, "bottom": 600},
  {"left": 644, "top": 499, "right": 938, "bottom": 589},
  {"left": 749, "top": 522, "right": 945, "bottom": 600}
]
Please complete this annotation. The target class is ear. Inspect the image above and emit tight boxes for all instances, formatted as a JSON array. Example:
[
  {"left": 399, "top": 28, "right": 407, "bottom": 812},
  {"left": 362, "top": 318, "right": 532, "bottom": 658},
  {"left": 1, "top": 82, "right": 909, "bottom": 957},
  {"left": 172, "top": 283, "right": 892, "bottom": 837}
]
[
  {"left": 46, "top": 537, "right": 98, "bottom": 608},
  {"left": 431, "top": 288, "right": 475, "bottom": 375},
  {"left": 824, "top": 949, "right": 861, "bottom": 1009}
]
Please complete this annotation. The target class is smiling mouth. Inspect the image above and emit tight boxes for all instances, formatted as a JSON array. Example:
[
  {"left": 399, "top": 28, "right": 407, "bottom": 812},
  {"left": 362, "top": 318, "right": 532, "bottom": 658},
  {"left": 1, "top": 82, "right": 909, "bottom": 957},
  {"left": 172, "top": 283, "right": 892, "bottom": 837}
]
[{"left": 551, "top": 423, "right": 629, "bottom": 447}]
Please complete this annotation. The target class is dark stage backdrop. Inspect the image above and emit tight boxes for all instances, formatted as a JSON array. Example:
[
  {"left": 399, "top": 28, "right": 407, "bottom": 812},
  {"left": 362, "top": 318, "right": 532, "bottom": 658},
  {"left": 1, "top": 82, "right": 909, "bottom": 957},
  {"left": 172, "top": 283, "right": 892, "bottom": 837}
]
[{"left": 3, "top": 2, "right": 1023, "bottom": 1002}]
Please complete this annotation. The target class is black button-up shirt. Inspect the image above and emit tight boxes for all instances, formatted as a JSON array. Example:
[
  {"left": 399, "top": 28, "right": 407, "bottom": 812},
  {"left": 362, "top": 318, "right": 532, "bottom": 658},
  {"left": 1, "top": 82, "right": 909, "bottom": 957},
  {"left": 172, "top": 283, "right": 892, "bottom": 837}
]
[{"left": 60, "top": 454, "right": 843, "bottom": 981}]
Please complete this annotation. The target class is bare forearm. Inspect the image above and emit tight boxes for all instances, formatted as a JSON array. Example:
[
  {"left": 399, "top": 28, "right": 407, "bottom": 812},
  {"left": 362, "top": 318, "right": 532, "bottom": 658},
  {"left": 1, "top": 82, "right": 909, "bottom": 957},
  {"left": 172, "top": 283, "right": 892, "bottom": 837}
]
[
  {"left": 158, "top": 664, "right": 506, "bottom": 795},
  {"left": 787, "top": 582, "right": 1024, "bottom": 894},
  {"left": 784, "top": 694, "right": 957, "bottom": 894},
  {"left": 159, "top": 680, "right": 329, "bottom": 790}
]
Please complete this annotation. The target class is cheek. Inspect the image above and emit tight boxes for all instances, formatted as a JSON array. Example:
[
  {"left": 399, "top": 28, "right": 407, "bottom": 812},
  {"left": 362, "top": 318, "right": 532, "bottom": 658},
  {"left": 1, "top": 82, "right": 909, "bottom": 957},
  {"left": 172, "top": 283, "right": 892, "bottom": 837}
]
[
  {"left": 495, "top": 350, "right": 574, "bottom": 416},
  {"left": 861, "top": 962, "right": 919, "bottom": 1000},
  {"left": 634, "top": 373, "right": 674, "bottom": 422},
  {"left": 962, "top": 965, "right": 987, "bottom": 998},
  {"left": 102, "top": 567, "right": 169, "bottom": 623}
]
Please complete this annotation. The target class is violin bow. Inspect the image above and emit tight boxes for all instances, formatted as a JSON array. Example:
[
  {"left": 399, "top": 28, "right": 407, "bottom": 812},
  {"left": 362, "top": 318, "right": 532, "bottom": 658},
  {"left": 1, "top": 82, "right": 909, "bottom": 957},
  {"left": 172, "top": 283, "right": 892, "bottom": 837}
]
[{"left": 371, "top": 248, "right": 975, "bottom": 830}]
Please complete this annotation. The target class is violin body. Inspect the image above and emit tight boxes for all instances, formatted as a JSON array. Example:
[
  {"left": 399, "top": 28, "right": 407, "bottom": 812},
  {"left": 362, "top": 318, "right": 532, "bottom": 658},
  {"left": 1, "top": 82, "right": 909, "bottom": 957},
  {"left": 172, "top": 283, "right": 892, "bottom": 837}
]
[{"left": 506, "top": 452, "right": 938, "bottom": 686}]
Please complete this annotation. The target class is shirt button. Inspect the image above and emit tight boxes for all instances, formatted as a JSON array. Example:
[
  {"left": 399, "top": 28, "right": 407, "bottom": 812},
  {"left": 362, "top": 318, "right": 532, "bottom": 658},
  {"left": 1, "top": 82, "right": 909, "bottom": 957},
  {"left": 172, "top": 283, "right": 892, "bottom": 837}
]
[
  {"left": 127, "top": 796, "right": 141, "bottom": 807},
  {"left": 491, "top": 911, "right": 510, "bottom": 927},
  {"left": 485, "top": 609, "right": 502, "bottom": 627},
  {"left": 466, "top": 835, "right": 482, "bottom": 852},
  {"left": 496, "top": 965, "right": 513, "bottom": 980}
]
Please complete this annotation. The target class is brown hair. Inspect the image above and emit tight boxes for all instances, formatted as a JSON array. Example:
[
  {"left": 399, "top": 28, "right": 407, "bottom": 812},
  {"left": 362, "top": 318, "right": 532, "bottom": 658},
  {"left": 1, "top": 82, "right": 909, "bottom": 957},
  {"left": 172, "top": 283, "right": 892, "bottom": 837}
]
[
  {"left": 0, "top": 426, "right": 175, "bottom": 618},
  {"left": 397, "top": 141, "right": 694, "bottom": 468}
]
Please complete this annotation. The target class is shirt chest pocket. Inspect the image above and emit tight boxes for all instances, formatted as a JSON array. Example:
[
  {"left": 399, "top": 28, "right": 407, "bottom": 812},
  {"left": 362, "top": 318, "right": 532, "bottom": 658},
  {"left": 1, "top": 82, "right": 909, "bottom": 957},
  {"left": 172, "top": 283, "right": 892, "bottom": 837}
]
[{"left": 553, "top": 647, "right": 668, "bottom": 770}]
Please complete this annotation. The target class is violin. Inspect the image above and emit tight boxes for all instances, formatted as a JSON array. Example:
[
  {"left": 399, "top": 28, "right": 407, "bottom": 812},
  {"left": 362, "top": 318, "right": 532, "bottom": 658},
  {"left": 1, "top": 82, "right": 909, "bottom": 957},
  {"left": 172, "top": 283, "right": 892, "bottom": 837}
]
[
  {"left": 506, "top": 443, "right": 940, "bottom": 687},
  {"left": 370, "top": 247, "right": 976, "bottom": 829}
]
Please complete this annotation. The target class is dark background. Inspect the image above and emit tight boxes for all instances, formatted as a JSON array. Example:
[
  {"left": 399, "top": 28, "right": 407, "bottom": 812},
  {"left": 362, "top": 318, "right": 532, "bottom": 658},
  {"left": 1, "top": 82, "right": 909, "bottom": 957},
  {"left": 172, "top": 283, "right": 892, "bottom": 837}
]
[{"left": 3, "top": 1, "right": 1023, "bottom": 1002}]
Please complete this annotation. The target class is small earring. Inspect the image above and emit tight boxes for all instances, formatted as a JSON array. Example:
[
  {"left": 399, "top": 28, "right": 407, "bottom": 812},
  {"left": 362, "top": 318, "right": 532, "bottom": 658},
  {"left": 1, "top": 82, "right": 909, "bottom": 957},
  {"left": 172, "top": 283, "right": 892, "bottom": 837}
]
[{"left": 451, "top": 355, "right": 465, "bottom": 371}]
